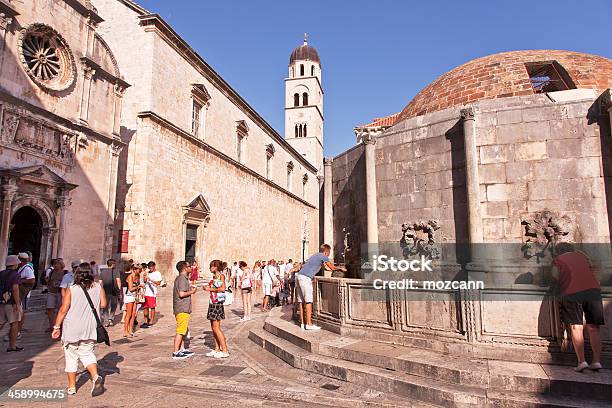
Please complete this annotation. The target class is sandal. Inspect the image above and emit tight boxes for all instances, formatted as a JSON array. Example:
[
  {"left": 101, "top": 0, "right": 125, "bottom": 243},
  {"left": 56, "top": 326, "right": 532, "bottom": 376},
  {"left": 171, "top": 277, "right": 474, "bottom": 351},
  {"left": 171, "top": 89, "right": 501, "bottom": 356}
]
[
  {"left": 67, "top": 387, "right": 76, "bottom": 395},
  {"left": 7, "top": 346, "right": 24, "bottom": 352}
]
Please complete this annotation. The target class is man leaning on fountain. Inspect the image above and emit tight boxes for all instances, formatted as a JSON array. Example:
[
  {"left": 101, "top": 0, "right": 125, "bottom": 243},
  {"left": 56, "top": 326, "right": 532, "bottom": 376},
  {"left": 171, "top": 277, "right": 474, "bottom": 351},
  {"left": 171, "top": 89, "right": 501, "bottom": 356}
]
[
  {"left": 551, "top": 243, "right": 605, "bottom": 372},
  {"left": 296, "top": 244, "right": 346, "bottom": 331}
]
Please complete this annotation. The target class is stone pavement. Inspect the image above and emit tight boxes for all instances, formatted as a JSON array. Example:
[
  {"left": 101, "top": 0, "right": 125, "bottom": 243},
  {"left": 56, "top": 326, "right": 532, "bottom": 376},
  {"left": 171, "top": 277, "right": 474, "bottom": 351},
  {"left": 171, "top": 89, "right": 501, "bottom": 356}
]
[{"left": 0, "top": 288, "right": 409, "bottom": 408}]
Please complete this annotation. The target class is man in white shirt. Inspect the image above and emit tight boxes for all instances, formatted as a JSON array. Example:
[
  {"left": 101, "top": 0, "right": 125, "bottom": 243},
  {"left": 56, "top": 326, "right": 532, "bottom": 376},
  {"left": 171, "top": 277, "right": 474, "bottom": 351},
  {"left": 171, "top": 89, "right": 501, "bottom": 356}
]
[
  {"left": 230, "top": 262, "right": 240, "bottom": 289},
  {"left": 60, "top": 260, "right": 81, "bottom": 297},
  {"left": 17, "top": 253, "right": 35, "bottom": 334},
  {"left": 142, "top": 261, "right": 162, "bottom": 328},
  {"left": 261, "top": 260, "right": 279, "bottom": 312}
]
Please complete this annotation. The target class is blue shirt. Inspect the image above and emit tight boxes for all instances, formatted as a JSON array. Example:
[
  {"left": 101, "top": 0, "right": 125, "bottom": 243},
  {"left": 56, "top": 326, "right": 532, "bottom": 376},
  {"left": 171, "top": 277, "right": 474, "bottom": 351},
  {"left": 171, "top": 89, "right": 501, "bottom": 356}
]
[{"left": 299, "top": 252, "right": 330, "bottom": 279}]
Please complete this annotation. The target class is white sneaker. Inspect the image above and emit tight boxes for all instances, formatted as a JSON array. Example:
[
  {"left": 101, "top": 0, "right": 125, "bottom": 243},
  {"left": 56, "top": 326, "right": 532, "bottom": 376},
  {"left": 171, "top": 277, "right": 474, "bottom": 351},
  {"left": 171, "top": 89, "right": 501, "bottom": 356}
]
[
  {"left": 300, "top": 324, "right": 306, "bottom": 331},
  {"left": 214, "top": 351, "right": 229, "bottom": 358},
  {"left": 589, "top": 362, "right": 603, "bottom": 371},
  {"left": 574, "top": 361, "right": 589, "bottom": 372},
  {"left": 305, "top": 324, "right": 321, "bottom": 331},
  {"left": 205, "top": 350, "right": 219, "bottom": 357}
]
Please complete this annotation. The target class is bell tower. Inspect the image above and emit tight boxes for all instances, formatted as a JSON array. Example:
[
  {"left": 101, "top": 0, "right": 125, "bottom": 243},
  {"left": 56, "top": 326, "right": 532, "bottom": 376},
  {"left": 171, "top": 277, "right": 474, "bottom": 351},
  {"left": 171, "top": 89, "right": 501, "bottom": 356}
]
[{"left": 285, "top": 34, "right": 324, "bottom": 176}]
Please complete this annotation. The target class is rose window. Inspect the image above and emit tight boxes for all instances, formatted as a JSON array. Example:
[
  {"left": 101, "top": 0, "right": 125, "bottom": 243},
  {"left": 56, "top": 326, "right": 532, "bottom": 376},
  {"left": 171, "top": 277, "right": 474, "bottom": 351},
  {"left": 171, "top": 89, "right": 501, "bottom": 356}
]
[{"left": 18, "top": 24, "right": 76, "bottom": 92}]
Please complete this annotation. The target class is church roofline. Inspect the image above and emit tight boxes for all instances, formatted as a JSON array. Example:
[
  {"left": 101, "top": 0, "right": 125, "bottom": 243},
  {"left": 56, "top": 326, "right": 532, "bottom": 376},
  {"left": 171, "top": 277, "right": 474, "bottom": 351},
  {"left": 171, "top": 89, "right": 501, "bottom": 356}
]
[{"left": 135, "top": 13, "right": 317, "bottom": 174}]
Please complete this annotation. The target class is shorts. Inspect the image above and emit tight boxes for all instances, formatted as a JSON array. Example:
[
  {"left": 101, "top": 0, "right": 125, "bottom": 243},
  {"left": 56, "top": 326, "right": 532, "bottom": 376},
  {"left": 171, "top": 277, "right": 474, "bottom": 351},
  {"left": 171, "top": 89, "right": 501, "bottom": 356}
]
[
  {"left": 207, "top": 303, "right": 225, "bottom": 321},
  {"left": 175, "top": 313, "right": 191, "bottom": 335},
  {"left": 0, "top": 304, "right": 20, "bottom": 325},
  {"left": 143, "top": 296, "right": 156, "bottom": 309},
  {"left": 295, "top": 274, "right": 313, "bottom": 303},
  {"left": 242, "top": 287, "right": 252, "bottom": 294},
  {"left": 560, "top": 289, "right": 605, "bottom": 325},
  {"left": 263, "top": 283, "right": 273, "bottom": 297},
  {"left": 123, "top": 289, "right": 135, "bottom": 304},
  {"left": 63, "top": 340, "right": 97, "bottom": 372},
  {"left": 46, "top": 293, "right": 62, "bottom": 310}
]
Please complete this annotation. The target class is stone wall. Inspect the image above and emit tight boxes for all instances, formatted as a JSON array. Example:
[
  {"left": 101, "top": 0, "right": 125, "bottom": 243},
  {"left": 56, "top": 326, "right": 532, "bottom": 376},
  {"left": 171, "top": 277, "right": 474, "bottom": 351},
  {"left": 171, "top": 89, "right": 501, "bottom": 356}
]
[
  {"left": 93, "top": 0, "right": 320, "bottom": 278},
  {"left": 375, "top": 89, "right": 610, "bottom": 245},
  {"left": 331, "top": 143, "right": 366, "bottom": 272},
  {"left": 127, "top": 118, "right": 319, "bottom": 278},
  {"left": 0, "top": 0, "right": 123, "bottom": 268}
]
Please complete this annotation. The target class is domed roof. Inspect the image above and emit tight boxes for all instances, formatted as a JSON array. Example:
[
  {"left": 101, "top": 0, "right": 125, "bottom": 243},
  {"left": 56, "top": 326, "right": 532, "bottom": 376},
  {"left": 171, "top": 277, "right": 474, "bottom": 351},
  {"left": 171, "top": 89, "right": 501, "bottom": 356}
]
[
  {"left": 289, "top": 34, "right": 320, "bottom": 65},
  {"left": 398, "top": 50, "right": 612, "bottom": 122}
]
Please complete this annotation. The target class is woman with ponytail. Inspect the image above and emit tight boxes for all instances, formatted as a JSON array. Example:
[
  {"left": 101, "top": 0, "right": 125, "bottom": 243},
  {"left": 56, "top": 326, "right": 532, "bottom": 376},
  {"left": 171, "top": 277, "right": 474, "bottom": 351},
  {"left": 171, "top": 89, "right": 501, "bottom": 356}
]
[{"left": 204, "top": 260, "right": 229, "bottom": 358}]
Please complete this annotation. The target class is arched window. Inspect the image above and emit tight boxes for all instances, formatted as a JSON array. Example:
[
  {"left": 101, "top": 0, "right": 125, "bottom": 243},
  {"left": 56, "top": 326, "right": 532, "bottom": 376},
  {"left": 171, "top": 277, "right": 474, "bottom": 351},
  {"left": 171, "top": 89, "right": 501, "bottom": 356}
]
[
  {"left": 298, "top": 124, "right": 303, "bottom": 138},
  {"left": 300, "top": 64, "right": 304, "bottom": 76},
  {"left": 302, "top": 92, "right": 308, "bottom": 106},
  {"left": 311, "top": 66, "right": 315, "bottom": 76},
  {"left": 294, "top": 93, "right": 299, "bottom": 107},
  {"left": 291, "top": 67, "right": 294, "bottom": 77},
  {"left": 303, "top": 124, "right": 307, "bottom": 138},
  {"left": 295, "top": 124, "right": 298, "bottom": 138}
]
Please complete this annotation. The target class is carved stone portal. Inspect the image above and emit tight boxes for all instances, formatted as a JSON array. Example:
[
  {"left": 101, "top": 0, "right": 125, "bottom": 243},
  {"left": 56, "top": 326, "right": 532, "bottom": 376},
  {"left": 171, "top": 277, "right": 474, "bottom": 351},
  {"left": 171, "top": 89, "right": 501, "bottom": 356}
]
[{"left": 400, "top": 220, "right": 441, "bottom": 260}]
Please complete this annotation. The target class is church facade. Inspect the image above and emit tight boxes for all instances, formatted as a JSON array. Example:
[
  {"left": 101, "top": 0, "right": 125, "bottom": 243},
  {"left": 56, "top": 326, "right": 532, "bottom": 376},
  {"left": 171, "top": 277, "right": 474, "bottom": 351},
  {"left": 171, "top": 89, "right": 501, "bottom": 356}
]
[{"left": 0, "top": 0, "right": 324, "bottom": 279}]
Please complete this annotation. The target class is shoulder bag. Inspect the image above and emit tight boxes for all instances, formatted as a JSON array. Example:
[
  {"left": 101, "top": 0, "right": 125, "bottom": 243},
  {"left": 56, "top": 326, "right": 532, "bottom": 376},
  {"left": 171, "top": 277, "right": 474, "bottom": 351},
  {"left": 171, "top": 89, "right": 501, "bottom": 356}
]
[{"left": 80, "top": 284, "right": 110, "bottom": 346}]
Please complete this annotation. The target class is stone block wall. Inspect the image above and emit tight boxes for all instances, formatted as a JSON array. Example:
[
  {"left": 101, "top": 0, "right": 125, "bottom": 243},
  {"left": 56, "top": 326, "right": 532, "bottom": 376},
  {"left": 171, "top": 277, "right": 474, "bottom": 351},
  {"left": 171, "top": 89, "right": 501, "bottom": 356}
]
[
  {"left": 121, "top": 118, "right": 319, "bottom": 278},
  {"left": 331, "top": 143, "right": 367, "bottom": 270},
  {"left": 372, "top": 90, "right": 610, "bottom": 245}
]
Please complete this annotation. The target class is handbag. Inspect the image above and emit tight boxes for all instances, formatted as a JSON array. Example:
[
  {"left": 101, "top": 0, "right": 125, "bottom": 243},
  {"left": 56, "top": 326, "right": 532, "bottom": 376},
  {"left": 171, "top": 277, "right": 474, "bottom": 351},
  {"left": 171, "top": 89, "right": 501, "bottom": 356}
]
[
  {"left": 80, "top": 284, "right": 110, "bottom": 346},
  {"left": 135, "top": 285, "right": 146, "bottom": 303}
]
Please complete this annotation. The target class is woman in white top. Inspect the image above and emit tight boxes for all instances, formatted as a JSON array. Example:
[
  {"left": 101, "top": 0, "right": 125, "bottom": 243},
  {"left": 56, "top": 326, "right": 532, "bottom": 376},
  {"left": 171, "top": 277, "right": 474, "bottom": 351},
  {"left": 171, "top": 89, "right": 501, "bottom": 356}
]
[
  {"left": 238, "top": 261, "right": 254, "bottom": 321},
  {"left": 52, "top": 263, "right": 107, "bottom": 397}
]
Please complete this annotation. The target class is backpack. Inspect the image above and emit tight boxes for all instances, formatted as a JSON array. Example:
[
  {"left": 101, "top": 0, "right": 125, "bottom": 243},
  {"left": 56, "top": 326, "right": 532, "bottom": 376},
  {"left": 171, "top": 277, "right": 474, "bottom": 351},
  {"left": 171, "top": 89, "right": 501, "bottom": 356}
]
[{"left": 0, "top": 270, "right": 15, "bottom": 305}]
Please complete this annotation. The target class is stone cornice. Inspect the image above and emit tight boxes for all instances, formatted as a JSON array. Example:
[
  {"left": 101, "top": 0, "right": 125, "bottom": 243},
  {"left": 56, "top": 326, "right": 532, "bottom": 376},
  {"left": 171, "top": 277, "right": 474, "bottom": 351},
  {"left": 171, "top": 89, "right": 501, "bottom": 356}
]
[
  {"left": 137, "top": 14, "right": 317, "bottom": 174},
  {"left": 284, "top": 75, "right": 324, "bottom": 95},
  {"left": 80, "top": 56, "right": 131, "bottom": 90},
  {"left": 63, "top": 0, "right": 104, "bottom": 24},
  {"left": 0, "top": 88, "right": 125, "bottom": 147},
  {"left": 137, "top": 110, "right": 317, "bottom": 209},
  {"left": 0, "top": 0, "right": 18, "bottom": 18},
  {"left": 284, "top": 104, "right": 324, "bottom": 122}
]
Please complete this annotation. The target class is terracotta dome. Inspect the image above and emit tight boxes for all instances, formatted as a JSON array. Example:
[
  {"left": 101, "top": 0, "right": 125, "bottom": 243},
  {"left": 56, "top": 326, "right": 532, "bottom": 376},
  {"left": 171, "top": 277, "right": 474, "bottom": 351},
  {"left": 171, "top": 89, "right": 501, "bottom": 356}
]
[
  {"left": 398, "top": 50, "right": 612, "bottom": 121},
  {"left": 289, "top": 40, "right": 320, "bottom": 65}
]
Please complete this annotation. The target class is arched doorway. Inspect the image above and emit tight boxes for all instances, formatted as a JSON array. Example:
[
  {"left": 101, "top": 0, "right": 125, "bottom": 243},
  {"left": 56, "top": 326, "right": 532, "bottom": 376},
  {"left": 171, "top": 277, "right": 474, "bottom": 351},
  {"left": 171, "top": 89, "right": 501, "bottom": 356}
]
[{"left": 8, "top": 207, "right": 43, "bottom": 280}]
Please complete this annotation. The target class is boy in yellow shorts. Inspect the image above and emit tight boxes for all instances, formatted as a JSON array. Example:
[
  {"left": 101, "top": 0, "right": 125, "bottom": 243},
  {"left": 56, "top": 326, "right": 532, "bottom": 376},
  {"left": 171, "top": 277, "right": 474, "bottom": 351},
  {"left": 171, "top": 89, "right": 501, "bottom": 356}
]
[{"left": 172, "top": 261, "right": 196, "bottom": 360}]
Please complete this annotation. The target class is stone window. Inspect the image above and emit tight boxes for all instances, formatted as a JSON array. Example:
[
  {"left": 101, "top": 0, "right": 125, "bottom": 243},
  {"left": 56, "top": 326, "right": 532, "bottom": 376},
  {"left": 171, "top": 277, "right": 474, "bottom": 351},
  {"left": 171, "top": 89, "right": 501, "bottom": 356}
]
[
  {"left": 236, "top": 120, "right": 249, "bottom": 164},
  {"left": 18, "top": 23, "right": 76, "bottom": 92},
  {"left": 294, "top": 93, "right": 300, "bottom": 107},
  {"left": 266, "top": 143, "right": 275, "bottom": 179},
  {"left": 302, "top": 92, "right": 308, "bottom": 106},
  {"left": 191, "top": 100, "right": 203, "bottom": 136},
  {"left": 295, "top": 124, "right": 298, "bottom": 138},
  {"left": 191, "top": 84, "right": 211, "bottom": 139},
  {"left": 311, "top": 65, "right": 315, "bottom": 76},
  {"left": 300, "top": 64, "right": 304, "bottom": 76},
  {"left": 524, "top": 61, "right": 576, "bottom": 93},
  {"left": 287, "top": 161, "right": 294, "bottom": 191},
  {"left": 302, "top": 173, "right": 308, "bottom": 199}
]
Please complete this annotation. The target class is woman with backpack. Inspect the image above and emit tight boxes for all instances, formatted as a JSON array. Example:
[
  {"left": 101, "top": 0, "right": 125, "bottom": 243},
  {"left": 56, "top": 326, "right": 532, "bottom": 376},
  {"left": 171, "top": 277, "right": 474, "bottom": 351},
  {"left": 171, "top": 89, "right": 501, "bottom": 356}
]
[
  {"left": 52, "top": 263, "right": 106, "bottom": 397},
  {"left": 238, "top": 261, "right": 253, "bottom": 321},
  {"left": 204, "top": 260, "right": 229, "bottom": 358}
]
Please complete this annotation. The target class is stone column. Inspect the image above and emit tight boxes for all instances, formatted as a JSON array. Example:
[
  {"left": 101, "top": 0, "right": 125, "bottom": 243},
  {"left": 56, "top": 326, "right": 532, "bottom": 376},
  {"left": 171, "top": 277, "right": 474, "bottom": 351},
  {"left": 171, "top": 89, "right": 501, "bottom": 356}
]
[
  {"left": 323, "top": 157, "right": 334, "bottom": 258},
  {"left": 461, "top": 107, "right": 483, "bottom": 244},
  {"left": 0, "top": 181, "right": 17, "bottom": 268},
  {"left": 78, "top": 64, "right": 95, "bottom": 125},
  {"left": 55, "top": 192, "right": 72, "bottom": 259},
  {"left": 604, "top": 89, "right": 612, "bottom": 135},
  {"left": 361, "top": 132, "right": 379, "bottom": 245}
]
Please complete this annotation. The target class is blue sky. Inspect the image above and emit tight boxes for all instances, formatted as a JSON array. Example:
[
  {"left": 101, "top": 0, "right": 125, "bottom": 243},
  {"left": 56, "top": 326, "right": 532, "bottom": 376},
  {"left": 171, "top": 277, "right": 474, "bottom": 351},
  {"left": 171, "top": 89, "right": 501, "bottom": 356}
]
[{"left": 136, "top": 0, "right": 611, "bottom": 156}]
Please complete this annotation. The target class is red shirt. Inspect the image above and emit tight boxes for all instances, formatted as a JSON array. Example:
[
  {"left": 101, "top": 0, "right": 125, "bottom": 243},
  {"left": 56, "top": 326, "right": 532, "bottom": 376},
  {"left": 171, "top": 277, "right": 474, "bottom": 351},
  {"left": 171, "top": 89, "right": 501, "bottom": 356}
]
[{"left": 552, "top": 251, "right": 600, "bottom": 296}]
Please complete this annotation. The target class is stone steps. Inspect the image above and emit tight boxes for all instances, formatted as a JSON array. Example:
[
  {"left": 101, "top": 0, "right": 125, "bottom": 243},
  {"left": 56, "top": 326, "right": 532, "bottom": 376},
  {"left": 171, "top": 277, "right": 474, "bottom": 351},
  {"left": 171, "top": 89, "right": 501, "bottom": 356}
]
[
  {"left": 249, "top": 311, "right": 612, "bottom": 407},
  {"left": 249, "top": 327, "right": 484, "bottom": 407}
]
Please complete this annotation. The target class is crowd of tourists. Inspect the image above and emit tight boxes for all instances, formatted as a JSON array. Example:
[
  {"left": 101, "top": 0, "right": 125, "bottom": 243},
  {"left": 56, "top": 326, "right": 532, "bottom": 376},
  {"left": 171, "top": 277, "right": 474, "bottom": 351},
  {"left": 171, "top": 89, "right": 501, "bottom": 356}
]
[
  {"left": 0, "top": 242, "right": 607, "bottom": 400},
  {"left": 0, "top": 244, "right": 345, "bottom": 397}
]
